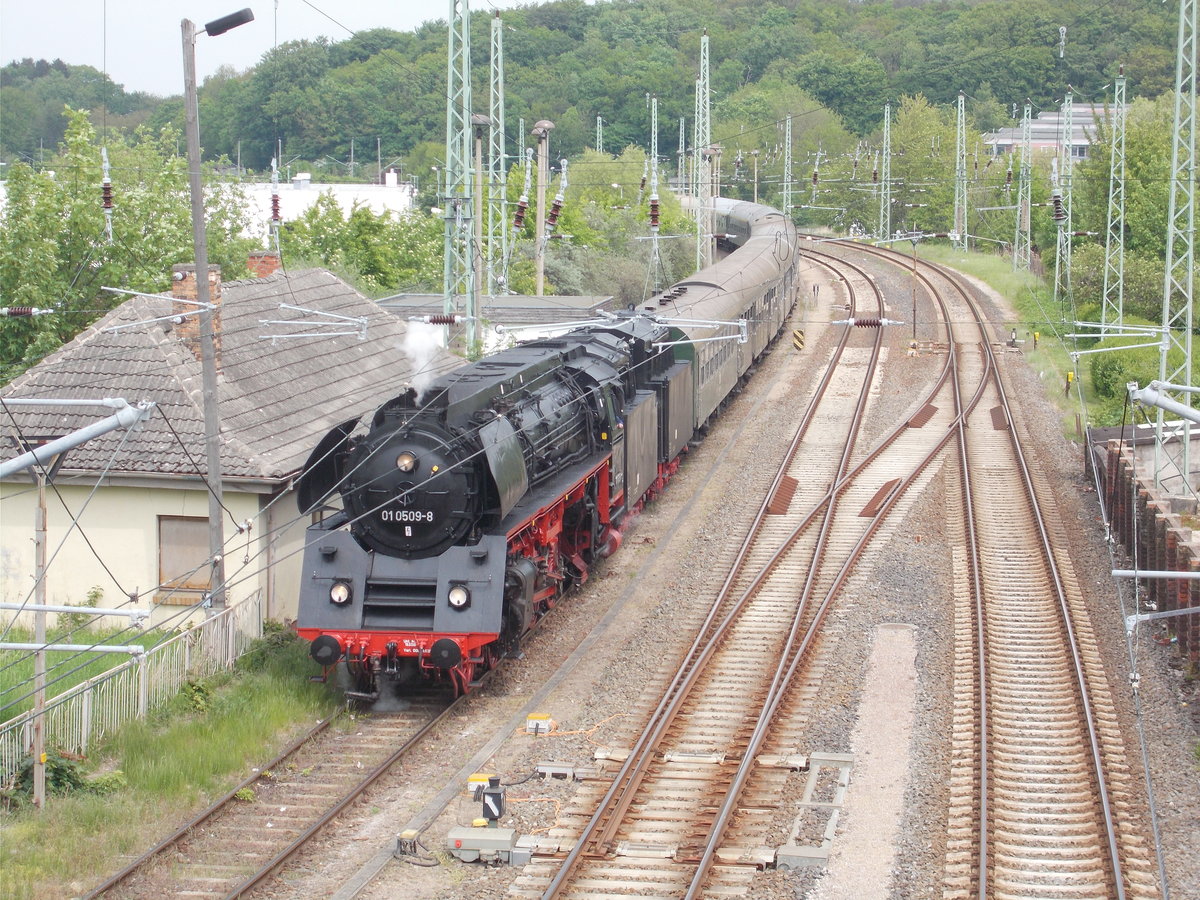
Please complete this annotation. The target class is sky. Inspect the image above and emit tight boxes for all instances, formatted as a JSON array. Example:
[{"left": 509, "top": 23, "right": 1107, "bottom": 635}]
[{"left": 0, "top": 0, "right": 528, "bottom": 96}]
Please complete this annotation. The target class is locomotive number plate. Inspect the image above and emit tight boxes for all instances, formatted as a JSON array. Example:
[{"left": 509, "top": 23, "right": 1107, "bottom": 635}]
[{"left": 380, "top": 509, "right": 435, "bottom": 523}]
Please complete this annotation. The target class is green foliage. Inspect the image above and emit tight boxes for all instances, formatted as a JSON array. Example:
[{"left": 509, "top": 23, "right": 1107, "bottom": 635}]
[
  {"left": 1, "top": 58, "right": 163, "bottom": 157},
  {"left": 1072, "top": 93, "right": 1176, "bottom": 260},
  {"left": 0, "top": 627, "right": 338, "bottom": 897},
  {"left": 181, "top": 680, "right": 213, "bottom": 714},
  {"left": 3, "top": 749, "right": 87, "bottom": 808},
  {"left": 1087, "top": 323, "right": 1161, "bottom": 400},
  {"left": 0, "top": 109, "right": 257, "bottom": 381},
  {"left": 279, "top": 193, "right": 443, "bottom": 295},
  {"left": 1070, "top": 244, "right": 1166, "bottom": 324},
  {"left": 233, "top": 787, "right": 256, "bottom": 802}
]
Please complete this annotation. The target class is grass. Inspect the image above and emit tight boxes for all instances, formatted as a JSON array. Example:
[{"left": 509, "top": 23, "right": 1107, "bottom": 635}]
[
  {"left": 0, "top": 626, "right": 340, "bottom": 900},
  {"left": 0, "top": 625, "right": 162, "bottom": 721},
  {"left": 918, "top": 244, "right": 1098, "bottom": 438}
]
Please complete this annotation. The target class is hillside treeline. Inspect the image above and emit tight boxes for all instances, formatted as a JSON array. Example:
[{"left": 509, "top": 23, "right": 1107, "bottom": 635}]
[{"left": 1, "top": 0, "right": 1177, "bottom": 170}]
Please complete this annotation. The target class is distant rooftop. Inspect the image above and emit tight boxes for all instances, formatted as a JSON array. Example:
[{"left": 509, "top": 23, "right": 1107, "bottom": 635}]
[{"left": 984, "top": 105, "right": 1127, "bottom": 159}]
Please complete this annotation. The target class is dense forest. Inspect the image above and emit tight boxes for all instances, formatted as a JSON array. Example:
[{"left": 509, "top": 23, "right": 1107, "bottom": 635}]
[
  {"left": 1, "top": 0, "right": 1177, "bottom": 168},
  {"left": 0, "top": 0, "right": 1188, "bottom": 419}
]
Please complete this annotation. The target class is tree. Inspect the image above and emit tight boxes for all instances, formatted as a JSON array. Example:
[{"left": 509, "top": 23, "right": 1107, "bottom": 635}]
[
  {"left": 0, "top": 109, "right": 256, "bottom": 382},
  {"left": 279, "top": 193, "right": 443, "bottom": 295}
]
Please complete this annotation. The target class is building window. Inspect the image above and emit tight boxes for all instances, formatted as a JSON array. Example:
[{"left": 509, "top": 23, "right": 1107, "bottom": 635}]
[{"left": 156, "top": 515, "right": 210, "bottom": 605}]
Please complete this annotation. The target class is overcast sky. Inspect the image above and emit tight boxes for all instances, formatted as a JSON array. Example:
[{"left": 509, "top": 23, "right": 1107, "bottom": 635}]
[{"left": 1, "top": 0, "right": 529, "bottom": 96}]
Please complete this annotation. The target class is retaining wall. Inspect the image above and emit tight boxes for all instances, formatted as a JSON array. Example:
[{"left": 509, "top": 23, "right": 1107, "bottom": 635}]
[{"left": 1104, "top": 440, "right": 1200, "bottom": 670}]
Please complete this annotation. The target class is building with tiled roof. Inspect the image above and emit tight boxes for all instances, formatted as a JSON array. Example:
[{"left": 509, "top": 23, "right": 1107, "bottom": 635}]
[{"left": 0, "top": 264, "right": 464, "bottom": 625}]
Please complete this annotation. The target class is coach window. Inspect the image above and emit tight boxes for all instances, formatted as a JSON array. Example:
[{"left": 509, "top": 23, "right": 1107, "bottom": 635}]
[{"left": 156, "top": 515, "right": 210, "bottom": 605}]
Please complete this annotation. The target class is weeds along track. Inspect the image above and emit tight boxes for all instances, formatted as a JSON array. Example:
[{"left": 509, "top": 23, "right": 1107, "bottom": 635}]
[{"left": 87, "top": 692, "right": 454, "bottom": 900}]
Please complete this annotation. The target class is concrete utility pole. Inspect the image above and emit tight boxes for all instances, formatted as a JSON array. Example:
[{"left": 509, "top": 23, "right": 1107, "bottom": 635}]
[
  {"left": 1, "top": 396, "right": 154, "bottom": 808},
  {"left": 678, "top": 117, "right": 686, "bottom": 191},
  {"left": 33, "top": 471, "right": 46, "bottom": 807},
  {"left": 533, "top": 120, "right": 554, "bottom": 296},
  {"left": 1101, "top": 67, "right": 1128, "bottom": 337},
  {"left": 183, "top": 7, "right": 253, "bottom": 610},
  {"left": 1013, "top": 102, "right": 1032, "bottom": 271},
  {"left": 878, "top": 103, "right": 891, "bottom": 240},
  {"left": 1155, "top": 0, "right": 1198, "bottom": 490}
]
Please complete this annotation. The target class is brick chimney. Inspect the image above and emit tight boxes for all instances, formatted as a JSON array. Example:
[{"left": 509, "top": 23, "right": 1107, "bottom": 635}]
[
  {"left": 247, "top": 251, "right": 282, "bottom": 278},
  {"left": 171, "top": 263, "right": 222, "bottom": 372}
]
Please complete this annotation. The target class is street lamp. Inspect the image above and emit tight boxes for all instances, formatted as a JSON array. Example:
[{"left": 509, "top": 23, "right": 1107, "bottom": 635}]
[{"left": 182, "top": 8, "right": 254, "bottom": 610}]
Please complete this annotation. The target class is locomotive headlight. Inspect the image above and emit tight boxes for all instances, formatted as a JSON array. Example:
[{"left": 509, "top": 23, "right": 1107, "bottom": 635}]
[
  {"left": 330, "top": 581, "right": 353, "bottom": 605},
  {"left": 395, "top": 451, "right": 417, "bottom": 472},
  {"left": 448, "top": 584, "right": 471, "bottom": 610}
]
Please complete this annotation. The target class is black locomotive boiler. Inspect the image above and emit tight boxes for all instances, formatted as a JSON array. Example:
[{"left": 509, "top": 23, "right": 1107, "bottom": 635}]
[{"left": 295, "top": 198, "right": 800, "bottom": 698}]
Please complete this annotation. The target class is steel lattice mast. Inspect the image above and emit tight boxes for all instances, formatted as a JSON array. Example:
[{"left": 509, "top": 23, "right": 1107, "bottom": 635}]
[
  {"left": 1013, "top": 102, "right": 1032, "bottom": 271},
  {"left": 878, "top": 103, "right": 891, "bottom": 239},
  {"left": 694, "top": 30, "right": 711, "bottom": 269},
  {"left": 596, "top": 115, "right": 603, "bottom": 154},
  {"left": 1155, "top": 0, "right": 1198, "bottom": 488},
  {"left": 442, "top": 0, "right": 475, "bottom": 343},
  {"left": 784, "top": 114, "right": 793, "bottom": 219},
  {"left": 954, "top": 91, "right": 968, "bottom": 250},
  {"left": 647, "top": 95, "right": 663, "bottom": 296},
  {"left": 1101, "top": 68, "right": 1127, "bottom": 336},
  {"left": 486, "top": 11, "right": 506, "bottom": 297},
  {"left": 1053, "top": 89, "right": 1075, "bottom": 317}
]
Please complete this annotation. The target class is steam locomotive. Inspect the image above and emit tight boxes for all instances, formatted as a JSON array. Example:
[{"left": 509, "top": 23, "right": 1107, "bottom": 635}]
[{"left": 295, "top": 198, "right": 800, "bottom": 698}]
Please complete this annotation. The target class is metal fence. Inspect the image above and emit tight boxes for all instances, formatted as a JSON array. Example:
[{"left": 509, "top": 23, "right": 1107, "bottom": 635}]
[{"left": 0, "top": 594, "right": 263, "bottom": 785}]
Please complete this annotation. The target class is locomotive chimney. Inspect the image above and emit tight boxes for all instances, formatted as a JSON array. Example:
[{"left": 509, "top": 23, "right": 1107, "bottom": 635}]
[{"left": 171, "top": 263, "right": 223, "bottom": 374}]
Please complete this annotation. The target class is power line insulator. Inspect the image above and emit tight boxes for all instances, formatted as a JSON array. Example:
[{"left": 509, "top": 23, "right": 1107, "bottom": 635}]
[
  {"left": 101, "top": 181, "right": 114, "bottom": 211},
  {"left": 872, "top": 168, "right": 878, "bottom": 183},
  {"left": 546, "top": 199, "right": 563, "bottom": 230},
  {"left": 649, "top": 198, "right": 660, "bottom": 231},
  {"left": 512, "top": 198, "right": 528, "bottom": 230},
  {"left": 1052, "top": 194, "right": 1066, "bottom": 223},
  {"left": 271, "top": 193, "right": 282, "bottom": 222}
]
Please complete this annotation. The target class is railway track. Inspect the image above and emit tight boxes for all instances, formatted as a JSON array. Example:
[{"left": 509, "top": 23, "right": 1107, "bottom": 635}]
[
  {"left": 86, "top": 691, "right": 454, "bottom": 899},
  {"left": 504, "top": 241, "right": 1160, "bottom": 900},
  {"left": 906, "top": 256, "right": 1161, "bottom": 899},
  {"left": 511, "top": 250, "right": 987, "bottom": 899}
]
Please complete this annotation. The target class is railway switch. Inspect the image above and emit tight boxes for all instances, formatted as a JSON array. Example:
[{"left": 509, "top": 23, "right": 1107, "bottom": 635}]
[{"left": 446, "top": 824, "right": 519, "bottom": 864}]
